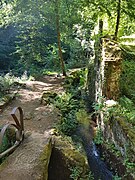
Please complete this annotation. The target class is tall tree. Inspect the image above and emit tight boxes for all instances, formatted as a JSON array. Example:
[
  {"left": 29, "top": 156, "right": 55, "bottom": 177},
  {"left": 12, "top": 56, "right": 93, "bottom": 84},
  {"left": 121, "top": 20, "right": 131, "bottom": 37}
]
[
  {"left": 55, "top": 0, "right": 66, "bottom": 76},
  {"left": 114, "top": 0, "right": 121, "bottom": 40}
]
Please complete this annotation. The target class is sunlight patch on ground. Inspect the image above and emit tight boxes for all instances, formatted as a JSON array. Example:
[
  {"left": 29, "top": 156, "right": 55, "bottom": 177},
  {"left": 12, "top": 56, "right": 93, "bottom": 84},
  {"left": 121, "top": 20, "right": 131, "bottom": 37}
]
[{"left": 18, "top": 89, "right": 41, "bottom": 103}]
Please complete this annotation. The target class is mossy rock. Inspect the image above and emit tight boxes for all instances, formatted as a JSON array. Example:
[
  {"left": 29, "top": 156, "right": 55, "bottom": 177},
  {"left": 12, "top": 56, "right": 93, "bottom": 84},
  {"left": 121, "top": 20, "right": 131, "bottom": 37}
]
[
  {"left": 103, "top": 116, "right": 135, "bottom": 164},
  {"left": 48, "top": 135, "right": 91, "bottom": 180},
  {"left": 116, "top": 117, "right": 135, "bottom": 150},
  {"left": 41, "top": 92, "right": 57, "bottom": 105}
]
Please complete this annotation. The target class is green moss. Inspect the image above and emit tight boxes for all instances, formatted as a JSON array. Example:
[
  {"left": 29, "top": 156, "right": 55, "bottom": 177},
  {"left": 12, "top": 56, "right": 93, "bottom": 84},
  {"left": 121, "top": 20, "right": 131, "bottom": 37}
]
[
  {"left": 116, "top": 117, "right": 135, "bottom": 146},
  {"left": 40, "top": 138, "right": 52, "bottom": 180},
  {"left": 54, "top": 136, "right": 90, "bottom": 179},
  {"left": 41, "top": 91, "right": 57, "bottom": 105}
]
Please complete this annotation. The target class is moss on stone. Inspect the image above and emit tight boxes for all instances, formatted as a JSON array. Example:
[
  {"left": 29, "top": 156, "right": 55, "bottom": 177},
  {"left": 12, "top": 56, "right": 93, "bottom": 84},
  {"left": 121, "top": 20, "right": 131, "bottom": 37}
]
[
  {"left": 53, "top": 135, "right": 90, "bottom": 179},
  {"left": 116, "top": 117, "right": 135, "bottom": 146},
  {"left": 39, "top": 138, "right": 52, "bottom": 180},
  {"left": 41, "top": 91, "right": 57, "bottom": 105}
]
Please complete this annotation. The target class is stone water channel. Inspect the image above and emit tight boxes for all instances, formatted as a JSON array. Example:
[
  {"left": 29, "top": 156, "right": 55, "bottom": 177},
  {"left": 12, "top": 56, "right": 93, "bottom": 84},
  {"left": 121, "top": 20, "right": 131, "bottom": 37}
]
[
  {"left": 76, "top": 124, "right": 114, "bottom": 180},
  {"left": 83, "top": 140, "right": 113, "bottom": 179},
  {"left": 0, "top": 118, "right": 133, "bottom": 180}
]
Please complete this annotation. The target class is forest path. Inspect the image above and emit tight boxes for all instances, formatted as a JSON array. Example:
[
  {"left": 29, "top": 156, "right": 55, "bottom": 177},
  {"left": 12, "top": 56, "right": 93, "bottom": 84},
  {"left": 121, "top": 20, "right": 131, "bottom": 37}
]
[
  {"left": 0, "top": 75, "right": 65, "bottom": 134},
  {"left": 0, "top": 75, "right": 65, "bottom": 180}
]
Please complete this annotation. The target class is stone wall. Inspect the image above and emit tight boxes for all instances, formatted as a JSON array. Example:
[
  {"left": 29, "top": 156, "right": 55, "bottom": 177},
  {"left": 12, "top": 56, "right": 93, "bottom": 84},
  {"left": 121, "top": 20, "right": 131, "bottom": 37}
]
[
  {"left": 87, "top": 38, "right": 135, "bottom": 178},
  {"left": 102, "top": 38, "right": 122, "bottom": 100},
  {"left": 103, "top": 117, "right": 135, "bottom": 161},
  {"left": 87, "top": 37, "right": 122, "bottom": 105},
  {"left": 102, "top": 116, "right": 135, "bottom": 179}
]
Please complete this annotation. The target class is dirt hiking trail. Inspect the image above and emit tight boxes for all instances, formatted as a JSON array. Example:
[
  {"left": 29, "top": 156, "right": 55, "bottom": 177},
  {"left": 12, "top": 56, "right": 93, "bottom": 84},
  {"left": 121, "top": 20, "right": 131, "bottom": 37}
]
[
  {"left": 0, "top": 75, "right": 66, "bottom": 180},
  {"left": 0, "top": 75, "right": 64, "bottom": 133}
]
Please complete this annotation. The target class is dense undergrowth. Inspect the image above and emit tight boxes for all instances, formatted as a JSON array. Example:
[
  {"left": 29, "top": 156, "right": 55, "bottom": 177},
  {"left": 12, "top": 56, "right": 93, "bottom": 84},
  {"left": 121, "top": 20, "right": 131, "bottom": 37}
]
[{"left": 42, "top": 69, "right": 87, "bottom": 136}]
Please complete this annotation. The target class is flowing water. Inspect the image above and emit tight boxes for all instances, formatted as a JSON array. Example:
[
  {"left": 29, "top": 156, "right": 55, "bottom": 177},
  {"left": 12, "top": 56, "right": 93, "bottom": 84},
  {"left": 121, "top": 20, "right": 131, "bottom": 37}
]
[
  {"left": 84, "top": 141, "right": 113, "bottom": 180},
  {"left": 77, "top": 126, "right": 114, "bottom": 180}
]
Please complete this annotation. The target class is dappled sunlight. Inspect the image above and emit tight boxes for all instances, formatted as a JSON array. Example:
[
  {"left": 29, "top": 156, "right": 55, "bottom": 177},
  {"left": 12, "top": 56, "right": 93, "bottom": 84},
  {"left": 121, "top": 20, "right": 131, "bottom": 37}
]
[
  {"left": 24, "top": 77, "right": 64, "bottom": 93},
  {"left": 0, "top": 75, "right": 63, "bottom": 134},
  {"left": 35, "top": 105, "right": 53, "bottom": 112},
  {"left": 18, "top": 89, "right": 41, "bottom": 103},
  {"left": 25, "top": 81, "right": 53, "bottom": 91}
]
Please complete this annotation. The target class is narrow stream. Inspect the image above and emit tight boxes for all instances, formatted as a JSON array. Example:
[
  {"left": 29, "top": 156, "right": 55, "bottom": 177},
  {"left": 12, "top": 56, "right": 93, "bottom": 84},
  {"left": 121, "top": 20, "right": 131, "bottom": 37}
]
[
  {"left": 77, "top": 127, "right": 114, "bottom": 180},
  {"left": 84, "top": 141, "right": 113, "bottom": 180}
]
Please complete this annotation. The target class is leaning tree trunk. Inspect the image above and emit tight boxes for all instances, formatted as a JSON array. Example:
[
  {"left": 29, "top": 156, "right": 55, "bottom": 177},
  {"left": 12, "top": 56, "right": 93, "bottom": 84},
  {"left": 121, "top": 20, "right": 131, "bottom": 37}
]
[
  {"left": 114, "top": 0, "right": 121, "bottom": 40},
  {"left": 55, "top": 0, "right": 66, "bottom": 76}
]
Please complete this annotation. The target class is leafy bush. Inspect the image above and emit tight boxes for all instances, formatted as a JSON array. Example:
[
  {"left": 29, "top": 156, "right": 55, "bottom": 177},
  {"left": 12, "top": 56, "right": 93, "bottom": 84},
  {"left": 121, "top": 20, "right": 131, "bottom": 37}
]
[
  {"left": 51, "top": 69, "right": 87, "bottom": 136},
  {"left": 58, "top": 110, "right": 78, "bottom": 136},
  {"left": 93, "top": 96, "right": 135, "bottom": 126},
  {"left": 64, "top": 69, "right": 87, "bottom": 92},
  {"left": 94, "top": 128, "right": 103, "bottom": 145},
  {"left": 53, "top": 93, "right": 79, "bottom": 135},
  {"left": 0, "top": 73, "right": 17, "bottom": 96},
  {"left": 0, "top": 72, "right": 31, "bottom": 98}
]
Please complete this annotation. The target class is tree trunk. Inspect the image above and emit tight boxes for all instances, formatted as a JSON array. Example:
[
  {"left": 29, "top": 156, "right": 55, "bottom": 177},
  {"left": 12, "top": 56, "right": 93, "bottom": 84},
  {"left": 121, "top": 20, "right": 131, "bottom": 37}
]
[
  {"left": 114, "top": 0, "right": 121, "bottom": 40},
  {"left": 55, "top": 0, "right": 67, "bottom": 76}
]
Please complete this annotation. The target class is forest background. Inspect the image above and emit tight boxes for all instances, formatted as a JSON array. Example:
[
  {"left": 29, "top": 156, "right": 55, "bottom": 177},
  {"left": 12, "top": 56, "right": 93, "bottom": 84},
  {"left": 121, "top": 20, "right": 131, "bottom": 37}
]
[{"left": 0, "top": 0, "right": 135, "bottom": 117}]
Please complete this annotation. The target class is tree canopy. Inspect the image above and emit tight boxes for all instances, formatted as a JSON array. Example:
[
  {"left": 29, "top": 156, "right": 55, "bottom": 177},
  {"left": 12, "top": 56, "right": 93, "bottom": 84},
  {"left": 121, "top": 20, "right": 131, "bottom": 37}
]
[{"left": 0, "top": 0, "right": 135, "bottom": 75}]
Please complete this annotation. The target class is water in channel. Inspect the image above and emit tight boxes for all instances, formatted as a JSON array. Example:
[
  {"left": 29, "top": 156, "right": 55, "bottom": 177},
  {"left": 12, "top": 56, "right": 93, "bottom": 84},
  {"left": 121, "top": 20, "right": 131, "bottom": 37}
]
[{"left": 77, "top": 126, "right": 114, "bottom": 180}]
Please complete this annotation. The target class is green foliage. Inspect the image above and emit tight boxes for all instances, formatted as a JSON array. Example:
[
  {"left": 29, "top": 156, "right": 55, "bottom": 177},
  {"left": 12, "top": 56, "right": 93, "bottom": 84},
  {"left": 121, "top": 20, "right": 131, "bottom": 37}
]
[
  {"left": 51, "top": 70, "right": 87, "bottom": 136},
  {"left": 105, "top": 142, "right": 121, "bottom": 157},
  {"left": 1, "top": 0, "right": 135, "bottom": 76},
  {"left": 124, "top": 158, "right": 135, "bottom": 173},
  {"left": 0, "top": 73, "right": 17, "bottom": 96},
  {"left": 64, "top": 69, "right": 87, "bottom": 92},
  {"left": 110, "top": 104, "right": 135, "bottom": 125},
  {"left": 53, "top": 93, "right": 79, "bottom": 136},
  {"left": 94, "top": 128, "right": 103, "bottom": 145},
  {"left": 113, "top": 175, "right": 122, "bottom": 180},
  {"left": 69, "top": 166, "right": 81, "bottom": 180},
  {"left": 0, "top": 72, "right": 31, "bottom": 98},
  {"left": 58, "top": 114, "right": 78, "bottom": 136},
  {"left": 69, "top": 166, "right": 94, "bottom": 180},
  {"left": 92, "top": 98, "right": 104, "bottom": 112},
  {"left": 92, "top": 96, "right": 135, "bottom": 126},
  {"left": 119, "top": 96, "right": 134, "bottom": 110}
]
